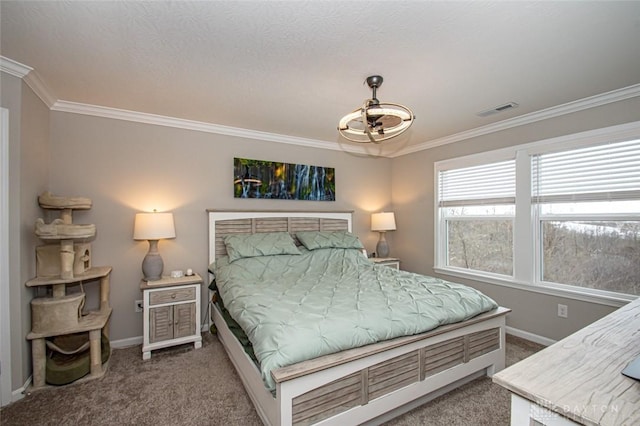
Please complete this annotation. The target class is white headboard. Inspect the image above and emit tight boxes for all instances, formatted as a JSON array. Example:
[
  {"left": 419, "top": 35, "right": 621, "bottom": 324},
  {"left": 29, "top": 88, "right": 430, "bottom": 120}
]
[{"left": 207, "top": 210, "right": 353, "bottom": 265}]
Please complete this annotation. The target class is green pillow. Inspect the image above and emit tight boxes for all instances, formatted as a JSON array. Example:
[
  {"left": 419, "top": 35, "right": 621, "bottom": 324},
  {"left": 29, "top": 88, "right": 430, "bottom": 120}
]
[
  {"left": 224, "top": 232, "right": 300, "bottom": 262},
  {"left": 296, "top": 231, "right": 364, "bottom": 250}
]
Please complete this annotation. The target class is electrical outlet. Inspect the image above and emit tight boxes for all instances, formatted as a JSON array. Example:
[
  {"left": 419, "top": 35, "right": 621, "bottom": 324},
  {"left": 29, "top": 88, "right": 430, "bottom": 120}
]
[
  {"left": 135, "top": 299, "right": 143, "bottom": 313},
  {"left": 557, "top": 304, "right": 568, "bottom": 318}
]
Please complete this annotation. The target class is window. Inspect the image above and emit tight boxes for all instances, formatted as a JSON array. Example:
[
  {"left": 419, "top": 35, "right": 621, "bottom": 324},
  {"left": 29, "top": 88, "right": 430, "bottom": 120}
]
[
  {"left": 435, "top": 122, "right": 640, "bottom": 301},
  {"left": 532, "top": 140, "right": 640, "bottom": 295},
  {"left": 438, "top": 160, "right": 515, "bottom": 276}
]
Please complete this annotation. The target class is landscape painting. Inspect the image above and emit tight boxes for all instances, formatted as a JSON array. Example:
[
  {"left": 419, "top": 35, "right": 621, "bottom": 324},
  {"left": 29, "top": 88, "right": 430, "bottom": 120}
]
[{"left": 234, "top": 158, "right": 335, "bottom": 201}]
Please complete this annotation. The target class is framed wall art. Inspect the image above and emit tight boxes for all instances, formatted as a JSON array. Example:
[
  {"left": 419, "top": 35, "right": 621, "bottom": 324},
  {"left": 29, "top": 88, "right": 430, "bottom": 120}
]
[{"left": 234, "top": 157, "right": 335, "bottom": 201}]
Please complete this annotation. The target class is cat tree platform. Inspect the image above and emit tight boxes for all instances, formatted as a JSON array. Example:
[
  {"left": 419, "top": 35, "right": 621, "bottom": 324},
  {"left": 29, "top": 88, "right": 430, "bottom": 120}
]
[
  {"left": 27, "top": 192, "right": 113, "bottom": 388},
  {"left": 26, "top": 267, "right": 112, "bottom": 388}
]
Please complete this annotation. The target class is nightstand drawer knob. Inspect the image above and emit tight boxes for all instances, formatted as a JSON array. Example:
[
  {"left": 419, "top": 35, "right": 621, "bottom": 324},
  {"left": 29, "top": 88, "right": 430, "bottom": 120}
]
[{"left": 171, "top": 293, "right": 176, "bottom": 299}]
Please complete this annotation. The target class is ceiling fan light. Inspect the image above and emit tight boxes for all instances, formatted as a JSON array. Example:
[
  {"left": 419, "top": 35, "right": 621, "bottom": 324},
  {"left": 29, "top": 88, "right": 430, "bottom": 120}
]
[
  {"left": 337, "top": 75, "right": 415, "bottom": 144},
  {"left": 338, "top": 109, "right": 367, "bottom": 131},
  {"left": 366, "top": 106, "right": 411, "bottom": 121},
  {"left": 338, "top": 105, "right": 414, "bottom": 140}
]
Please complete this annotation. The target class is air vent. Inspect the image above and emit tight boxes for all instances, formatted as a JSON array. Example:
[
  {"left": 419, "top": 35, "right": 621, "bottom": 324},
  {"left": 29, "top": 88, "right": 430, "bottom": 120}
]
[{"left": 476, "top": 102, "right": 519, "bottom": 117}]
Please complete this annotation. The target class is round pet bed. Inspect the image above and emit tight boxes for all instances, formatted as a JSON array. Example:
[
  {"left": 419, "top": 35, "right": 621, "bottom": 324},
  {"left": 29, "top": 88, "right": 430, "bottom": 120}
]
[{"left": 45, "top": 332, "right": 110, "bottom": 386}]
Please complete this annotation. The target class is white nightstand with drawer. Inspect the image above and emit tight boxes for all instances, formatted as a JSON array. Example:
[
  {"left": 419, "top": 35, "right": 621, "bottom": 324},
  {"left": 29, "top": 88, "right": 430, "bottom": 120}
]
[
  {"left": 372, "top": 257, "right": 400, "bottom": 269},
  {"left": 140, "top": 274, "right": 202, "bottom": 360}
]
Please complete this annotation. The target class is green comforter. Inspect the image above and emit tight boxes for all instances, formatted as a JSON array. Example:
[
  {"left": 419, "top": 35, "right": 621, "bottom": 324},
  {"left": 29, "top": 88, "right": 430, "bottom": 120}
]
[{"left": 214, "top": 247, "right": 498, "bottom": 391}]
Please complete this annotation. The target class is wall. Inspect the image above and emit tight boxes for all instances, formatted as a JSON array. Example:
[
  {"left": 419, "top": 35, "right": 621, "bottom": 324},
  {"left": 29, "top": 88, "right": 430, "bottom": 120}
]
[
  {"left": 0, "top": 73, "right": 50, "bottom": 391},
  {"left": 13, "top": 69, "right": 639, "bottom": 385},
  {"left": 20, "top": 81, "right": 50, "bottom": 383},
  {"left": 49, "top": 111, "right": 393, "bottom": 343},
  {"left": 391, "top": 96, "right": 640, "bottom": 342}
]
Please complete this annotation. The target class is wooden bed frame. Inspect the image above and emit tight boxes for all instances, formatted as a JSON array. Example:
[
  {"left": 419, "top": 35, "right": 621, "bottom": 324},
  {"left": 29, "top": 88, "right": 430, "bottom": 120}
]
[{"left": 208, "top": 210, "right": 510, "bottom": 426}]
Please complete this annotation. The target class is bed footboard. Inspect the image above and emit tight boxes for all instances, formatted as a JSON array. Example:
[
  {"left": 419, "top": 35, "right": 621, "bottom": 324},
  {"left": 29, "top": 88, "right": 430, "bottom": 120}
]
[
  {"left": 214, "top": 302, "right": 509, "bottom": 426},
  {"left": 282, "top": 327, "right": 502, "bottom": 425},
  {"left": 274, "top": 308, "right": 508, "bottom": 426}
]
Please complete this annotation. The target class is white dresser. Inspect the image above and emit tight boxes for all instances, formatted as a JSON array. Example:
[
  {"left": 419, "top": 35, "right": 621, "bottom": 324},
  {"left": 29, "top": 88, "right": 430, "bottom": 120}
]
[{"left": 493, "top": 297, "right": 640, "bottom": 425}]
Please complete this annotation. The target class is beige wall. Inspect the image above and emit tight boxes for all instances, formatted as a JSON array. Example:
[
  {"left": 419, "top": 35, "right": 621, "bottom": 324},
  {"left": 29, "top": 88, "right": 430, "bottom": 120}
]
[
  {"left": 49, "top": 111, "right": 393, "bottom": 342},
  {"left": 7, "top": 66, "right": 639, "bottom": 390},
  {"left": 1, "top": 73, "right": 50, "bottom": 390},
  {"left": 19, "top": 80, "right": 49, "bottom": 386},
  {"left": 391, "top": 96, "right": 640, "bottom": 341}
]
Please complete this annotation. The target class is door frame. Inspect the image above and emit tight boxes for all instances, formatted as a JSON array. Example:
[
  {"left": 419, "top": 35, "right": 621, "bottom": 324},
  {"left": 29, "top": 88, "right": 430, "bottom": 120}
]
[{"left": 1, "top": 107, "right": 13, "bottom": 406}]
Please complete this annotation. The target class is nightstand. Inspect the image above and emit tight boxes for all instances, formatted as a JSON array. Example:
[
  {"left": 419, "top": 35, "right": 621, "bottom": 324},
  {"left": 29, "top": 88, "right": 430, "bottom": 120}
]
[
  {"left": 372, "top": 257, "right": 400, "bottom": 269},
  {"left": 140, "top": 274, "right": 202, "bottom": 360}
]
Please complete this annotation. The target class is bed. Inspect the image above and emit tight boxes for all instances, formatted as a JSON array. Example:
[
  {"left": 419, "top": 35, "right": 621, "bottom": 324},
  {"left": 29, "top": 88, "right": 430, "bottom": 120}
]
[{"left": 208, "top": 210, "right": 510, "bottom": 425}]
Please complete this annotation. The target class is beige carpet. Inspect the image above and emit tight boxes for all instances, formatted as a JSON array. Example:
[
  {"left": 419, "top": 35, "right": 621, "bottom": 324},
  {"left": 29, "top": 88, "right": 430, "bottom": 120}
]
[{"left": 0, "top": 334, "right": 543, "bottom": 425}]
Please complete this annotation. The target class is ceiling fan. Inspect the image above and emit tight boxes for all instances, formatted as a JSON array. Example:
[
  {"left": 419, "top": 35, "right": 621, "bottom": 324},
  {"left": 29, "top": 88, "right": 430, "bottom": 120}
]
[{"left": 338, "top": 75, "right": 415, "bottom": 144}]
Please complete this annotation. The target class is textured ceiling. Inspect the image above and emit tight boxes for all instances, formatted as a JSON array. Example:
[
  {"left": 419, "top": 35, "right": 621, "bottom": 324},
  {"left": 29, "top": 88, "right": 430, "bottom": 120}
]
[{"left": 2, "top": 1, "right": 640, "bottom": 155}]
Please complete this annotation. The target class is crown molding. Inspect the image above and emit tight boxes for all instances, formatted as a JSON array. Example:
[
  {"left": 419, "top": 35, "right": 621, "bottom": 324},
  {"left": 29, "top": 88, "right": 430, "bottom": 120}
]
[
  {"left": 51, "top": 100, "right": 374, "bottom": 155},
  {"left": 4, "top": 56, "right": 638, "bottom": 158},
  {"left": 23, "top": 72, "right": 57, "bottom": 108},
  {"left": 0, "top": 56, "right": 32, "bottom": 78},
  {"left": 1, "top": 56, "right": 56, "bottom": 108},
  {"left": 390, "top": 83, "right": 640, "bottom": 158},
  {"left": 54, "top": 83, "right": 640, "bottom": 159}
]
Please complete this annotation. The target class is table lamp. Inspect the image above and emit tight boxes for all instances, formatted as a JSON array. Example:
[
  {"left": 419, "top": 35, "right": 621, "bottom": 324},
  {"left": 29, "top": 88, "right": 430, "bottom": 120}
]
[
  {"left": 133, "top": 211, "right": 176, "bottom": 281},
  {"left": 371, "top": 212, "right": 396, "bottom": 258}
]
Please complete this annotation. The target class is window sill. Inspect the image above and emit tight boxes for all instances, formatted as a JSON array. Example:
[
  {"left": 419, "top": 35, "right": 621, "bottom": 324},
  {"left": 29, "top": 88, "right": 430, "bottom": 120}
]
[{"left": 433, "top": 267, "right": 635, "bottom": 308}]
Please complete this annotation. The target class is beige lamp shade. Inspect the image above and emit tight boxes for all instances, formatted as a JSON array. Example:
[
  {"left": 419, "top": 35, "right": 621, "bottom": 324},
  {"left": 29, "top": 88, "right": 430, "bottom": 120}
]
[
  {"left": 133, "top": 212, "right": 176, "bottom": 241},
  {"left": 371, "top": 212, "right": 396, "bottom": 232}
]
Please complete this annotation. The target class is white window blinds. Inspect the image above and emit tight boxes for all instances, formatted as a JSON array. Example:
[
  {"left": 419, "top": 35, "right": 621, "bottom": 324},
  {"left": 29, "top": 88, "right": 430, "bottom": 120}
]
[
  {"left": 532, "top": 139, "right": 640, "bottom": 203},
  {"left": 439, "top": 160, "right": 516, "bottom": 206}
]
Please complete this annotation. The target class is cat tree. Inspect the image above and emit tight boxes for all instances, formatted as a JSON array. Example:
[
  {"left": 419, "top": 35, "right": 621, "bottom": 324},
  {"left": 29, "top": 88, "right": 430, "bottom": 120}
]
[{"left": 26, "top": 192, "right": 112, "bottom": 388}]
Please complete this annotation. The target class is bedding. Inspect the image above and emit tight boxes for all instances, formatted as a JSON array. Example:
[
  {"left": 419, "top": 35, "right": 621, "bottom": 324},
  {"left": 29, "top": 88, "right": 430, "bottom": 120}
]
[
  {"left": 214, "top": 245, "right": 498, "bottom": 391},
  {"left": 223, "top": 231, "right": 300, "bottom": 262},
  {"left": 296, "top": 230, "right": 364, "bottom": 250}
]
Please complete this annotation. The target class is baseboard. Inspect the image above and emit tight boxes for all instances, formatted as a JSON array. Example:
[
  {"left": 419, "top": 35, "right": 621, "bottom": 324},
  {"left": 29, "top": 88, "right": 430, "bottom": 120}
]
[
  {"left": 110, "top": 329, "right": 552, "bottom": 350},
  {"left": 110, "top": 331, "right": 213, "bottom": 349},
  {"left": 11, "top": 376, "right": 31, "bottom": 402},
  {"left": 506, "top": 326, "right": 556, "bottom": 347},
  {"left": 110, "top": 336, "right": 142, "bottom": 349}
]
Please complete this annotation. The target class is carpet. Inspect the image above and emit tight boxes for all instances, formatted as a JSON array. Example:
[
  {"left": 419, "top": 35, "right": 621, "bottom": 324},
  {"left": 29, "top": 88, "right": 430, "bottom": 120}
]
[{"left": 0, "top": 334, "right": 543, "bottom": 425}]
